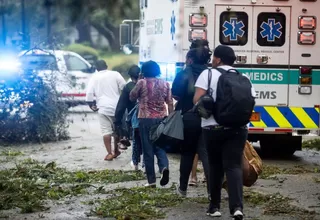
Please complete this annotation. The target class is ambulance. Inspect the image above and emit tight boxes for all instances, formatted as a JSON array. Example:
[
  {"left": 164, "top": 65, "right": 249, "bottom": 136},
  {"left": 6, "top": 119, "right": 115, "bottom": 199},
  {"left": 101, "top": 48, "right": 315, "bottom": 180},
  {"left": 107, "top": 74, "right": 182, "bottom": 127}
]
[{"left": 120, "top": 0, "right": 320, "bottom": 156}]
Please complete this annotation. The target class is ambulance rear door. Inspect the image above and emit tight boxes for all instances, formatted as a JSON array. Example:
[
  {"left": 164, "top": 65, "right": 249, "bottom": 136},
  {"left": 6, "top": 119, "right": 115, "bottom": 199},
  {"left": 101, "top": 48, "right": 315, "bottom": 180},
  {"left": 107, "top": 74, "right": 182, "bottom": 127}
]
[{"left": 251, "top": 6, "right": 291, "bottom": 106}]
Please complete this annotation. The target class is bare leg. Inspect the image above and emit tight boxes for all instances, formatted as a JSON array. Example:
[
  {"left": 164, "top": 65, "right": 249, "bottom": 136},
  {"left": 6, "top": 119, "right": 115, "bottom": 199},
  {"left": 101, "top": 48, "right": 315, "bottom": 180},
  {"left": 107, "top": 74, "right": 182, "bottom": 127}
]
[
  {"left": 103, "top": 135, "right": 113, "bottom": 160},
  {"left": 189, "top": 154, "right": 198, "bottom": 186}
]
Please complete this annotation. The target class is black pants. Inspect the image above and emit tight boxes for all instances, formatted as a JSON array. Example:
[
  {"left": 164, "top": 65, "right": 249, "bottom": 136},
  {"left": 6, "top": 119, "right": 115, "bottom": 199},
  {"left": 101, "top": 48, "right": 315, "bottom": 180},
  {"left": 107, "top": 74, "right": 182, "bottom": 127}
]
[
  {"left": 203, "top": 127, "right": 248, "bottom": 214},
  {"left": 179, "top": 112, "right": 210, "bottom": 194}
]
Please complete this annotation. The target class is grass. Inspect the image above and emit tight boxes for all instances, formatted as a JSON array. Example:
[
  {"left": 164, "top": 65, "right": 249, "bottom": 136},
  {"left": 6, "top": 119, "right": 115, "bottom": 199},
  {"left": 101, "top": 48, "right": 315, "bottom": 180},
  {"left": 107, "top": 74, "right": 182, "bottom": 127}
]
[
  {"left": 101, "top": 52, "right": 139, "bottom": 70},
  {"left": 260, "top": 165, "right": 319, "bottom": 179},
  {"left": 89, "top": 185, "right": 184, "bottom": 220},
  {"left": 0, "top": 159, "right": 145, "bottom": 213},
  {"left": 302, "top": 139, "right": 320, "bottom": 151},
  {"left": 0, "top": 149, "right": 24, "bottom": 157}
]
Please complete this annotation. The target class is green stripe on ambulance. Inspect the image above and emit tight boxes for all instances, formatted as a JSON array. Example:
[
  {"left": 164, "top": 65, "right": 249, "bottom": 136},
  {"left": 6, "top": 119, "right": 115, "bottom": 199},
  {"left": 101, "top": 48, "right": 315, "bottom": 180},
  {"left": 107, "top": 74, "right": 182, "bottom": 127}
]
[{"left": 238, "top": 69, "right": 320, "bottom": 85}]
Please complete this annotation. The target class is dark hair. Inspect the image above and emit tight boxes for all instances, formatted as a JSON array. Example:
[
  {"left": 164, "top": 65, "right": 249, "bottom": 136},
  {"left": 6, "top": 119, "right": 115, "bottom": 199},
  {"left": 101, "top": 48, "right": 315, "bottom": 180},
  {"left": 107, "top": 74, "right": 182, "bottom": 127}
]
[
  {"left": 141, "top": 60, "right": 161, "bottom": 78},
  {"left": 190, "top": 39, "right": 210, "bottom": 50},
  {"left": 187, "top": 47, "right": 212, "bottom": 65},
  {"left": 213, "top": 45, "right": 236, "bottom": 66},
  {"left": 128, "top": 65, "right": 140, "bottom": 79},
  {"left": 95, "top": 60, "right": 108, "bottom": 71}
]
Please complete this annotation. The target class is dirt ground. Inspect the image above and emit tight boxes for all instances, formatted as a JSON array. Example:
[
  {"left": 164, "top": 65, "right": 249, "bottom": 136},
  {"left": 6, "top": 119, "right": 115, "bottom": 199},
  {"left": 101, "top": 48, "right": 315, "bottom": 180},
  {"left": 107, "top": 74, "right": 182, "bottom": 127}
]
[{"left": 0, "top": 108, "right": 320, "bottom": 220}]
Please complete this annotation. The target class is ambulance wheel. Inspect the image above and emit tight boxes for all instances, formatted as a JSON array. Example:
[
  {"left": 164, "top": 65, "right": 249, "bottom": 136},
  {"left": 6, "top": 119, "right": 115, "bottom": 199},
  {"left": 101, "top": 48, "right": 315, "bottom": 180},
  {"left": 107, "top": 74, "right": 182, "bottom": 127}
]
[{"left": 260, "top": 135, "right": 301, "bottom": 158}]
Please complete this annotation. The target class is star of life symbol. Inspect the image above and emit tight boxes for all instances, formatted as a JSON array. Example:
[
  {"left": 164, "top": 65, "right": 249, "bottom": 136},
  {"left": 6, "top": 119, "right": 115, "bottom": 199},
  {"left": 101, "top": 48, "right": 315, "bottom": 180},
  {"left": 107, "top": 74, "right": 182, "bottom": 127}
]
[
  {"left": 170, "top": 10, "right": 176, "bottom": 40},
  {"left": 260, "top": 18, "right": 282, "bottom": 42},
  {"left": 222, "top": 18, "right": 245, "bottom": 41}
]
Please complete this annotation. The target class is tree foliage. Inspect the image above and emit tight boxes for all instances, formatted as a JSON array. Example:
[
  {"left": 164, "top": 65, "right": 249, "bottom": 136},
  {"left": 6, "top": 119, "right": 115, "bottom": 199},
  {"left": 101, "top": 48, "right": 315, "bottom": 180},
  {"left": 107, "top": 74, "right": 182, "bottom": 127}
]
[
  {"left": 4, "top": 0, "right": 139, "bottom": 51},
  {"left": 0, "top": 69, "right": 69, "bottom": 144}
]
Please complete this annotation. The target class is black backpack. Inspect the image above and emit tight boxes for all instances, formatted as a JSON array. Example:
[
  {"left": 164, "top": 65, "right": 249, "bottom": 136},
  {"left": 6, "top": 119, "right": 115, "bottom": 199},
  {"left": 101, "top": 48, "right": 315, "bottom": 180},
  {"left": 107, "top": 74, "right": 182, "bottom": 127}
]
[{"left": 214, "top": 68, "right": 255, "bottom": 127}]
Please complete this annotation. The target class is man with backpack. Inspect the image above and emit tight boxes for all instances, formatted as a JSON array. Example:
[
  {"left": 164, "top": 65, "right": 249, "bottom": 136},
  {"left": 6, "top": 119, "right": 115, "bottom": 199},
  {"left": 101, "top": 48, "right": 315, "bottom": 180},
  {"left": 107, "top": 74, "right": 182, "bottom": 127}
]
[{"left": 193, "top": 45, "right": 256, "bottom": 220}]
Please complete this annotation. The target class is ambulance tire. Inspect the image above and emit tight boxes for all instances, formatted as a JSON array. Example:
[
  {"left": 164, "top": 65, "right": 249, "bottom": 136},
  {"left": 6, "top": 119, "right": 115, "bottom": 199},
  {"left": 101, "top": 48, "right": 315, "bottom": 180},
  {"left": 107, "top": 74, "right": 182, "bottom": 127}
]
[{"left": 260, "top": 135, "right": 300, "bottom": 158}]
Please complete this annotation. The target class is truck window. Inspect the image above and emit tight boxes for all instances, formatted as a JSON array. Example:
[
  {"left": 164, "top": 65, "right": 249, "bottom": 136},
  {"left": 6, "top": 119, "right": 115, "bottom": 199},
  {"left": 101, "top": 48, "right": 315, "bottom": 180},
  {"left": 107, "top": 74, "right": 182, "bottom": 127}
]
[
  {"left": 19, "top": 55, "right": 58, "bottom": 71},
  {"left": 64, "top": 55, "right": 89, "bottom": 72},
  {"left": 257, "top": 12, "right": 286, "bottom": 47},
  {"left": 220, "top": 11, "right": 248, "bottom": 46}
]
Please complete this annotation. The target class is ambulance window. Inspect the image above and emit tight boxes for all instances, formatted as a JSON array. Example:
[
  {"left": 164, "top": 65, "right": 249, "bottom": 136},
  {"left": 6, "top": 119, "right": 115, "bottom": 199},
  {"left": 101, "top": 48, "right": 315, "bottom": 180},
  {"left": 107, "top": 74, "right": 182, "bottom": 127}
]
[
  {"left": 257, "top": 13, "right": 286, "bottom": 47},
  {"left": 219, "top": 11, "right": 248, "bottom": 46}
]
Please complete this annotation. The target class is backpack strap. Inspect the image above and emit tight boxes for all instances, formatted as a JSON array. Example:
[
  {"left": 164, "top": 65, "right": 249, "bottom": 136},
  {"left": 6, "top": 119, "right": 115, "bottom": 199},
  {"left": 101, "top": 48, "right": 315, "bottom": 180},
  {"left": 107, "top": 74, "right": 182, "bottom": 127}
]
[
  {"left": 207, "top": 68, "right": 213, "bottom": 96},
  {"left": 216, "top": 67, "right": 241, "bottom": 75}
]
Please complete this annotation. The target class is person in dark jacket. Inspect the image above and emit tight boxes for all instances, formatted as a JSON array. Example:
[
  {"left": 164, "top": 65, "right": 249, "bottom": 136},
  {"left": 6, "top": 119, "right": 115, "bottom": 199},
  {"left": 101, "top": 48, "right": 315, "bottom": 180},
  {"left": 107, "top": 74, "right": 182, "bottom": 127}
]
[
  {"left": 114, "top": 65, "right": 143, "bottom": 169},
  {"left": 172, "top": 45, "right": 212, "bottom": 198}
]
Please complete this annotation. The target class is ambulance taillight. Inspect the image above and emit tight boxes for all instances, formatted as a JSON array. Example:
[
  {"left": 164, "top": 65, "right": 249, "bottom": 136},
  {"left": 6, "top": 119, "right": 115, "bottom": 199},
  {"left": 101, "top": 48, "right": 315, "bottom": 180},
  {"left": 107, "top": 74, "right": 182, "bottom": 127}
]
[
  {"left": 189, "top": 13, "right": 208, "bottom": 27},
  {"left": 299, "top": 67, "right": 313, "bottom": 95},
  {"left": 188, "top": 29, "right": 207, "bottom": 42},
  {"left": 298, "top": 16, "right": 316, "bottom": 30},
  {"left": 298, "top": 31, "right": 316, "bottom": 45}
]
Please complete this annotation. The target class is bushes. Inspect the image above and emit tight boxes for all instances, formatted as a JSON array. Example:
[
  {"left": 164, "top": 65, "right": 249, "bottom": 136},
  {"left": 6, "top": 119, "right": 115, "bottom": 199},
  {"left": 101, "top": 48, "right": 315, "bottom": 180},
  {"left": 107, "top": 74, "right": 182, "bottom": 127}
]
[
  {"left": 0, "top": 69, "right": 69, "bottom": 144},
  {"left": 112, "top": 62, "right": 136, "bottom": 79}
]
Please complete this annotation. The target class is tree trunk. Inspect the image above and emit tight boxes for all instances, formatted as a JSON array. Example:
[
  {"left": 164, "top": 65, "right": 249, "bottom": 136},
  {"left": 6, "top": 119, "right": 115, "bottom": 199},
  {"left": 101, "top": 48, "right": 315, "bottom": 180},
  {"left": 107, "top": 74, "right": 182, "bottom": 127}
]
[
  {"left": 91, "top": 20, "right": 120, "bottom": 52},
  {"left": 75, "top": 20, "right": 92, "bottom": 45}
]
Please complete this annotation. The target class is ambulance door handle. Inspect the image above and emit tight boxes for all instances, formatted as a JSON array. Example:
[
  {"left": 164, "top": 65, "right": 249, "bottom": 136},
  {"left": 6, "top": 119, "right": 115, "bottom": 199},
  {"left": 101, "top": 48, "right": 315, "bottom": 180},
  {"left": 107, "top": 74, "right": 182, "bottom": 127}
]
[
  {"left": 257, "top": 55, "right": 268, "bottom": 64},
  {"left": 236, "top": 55, "right": 247, "bottom": 64}
]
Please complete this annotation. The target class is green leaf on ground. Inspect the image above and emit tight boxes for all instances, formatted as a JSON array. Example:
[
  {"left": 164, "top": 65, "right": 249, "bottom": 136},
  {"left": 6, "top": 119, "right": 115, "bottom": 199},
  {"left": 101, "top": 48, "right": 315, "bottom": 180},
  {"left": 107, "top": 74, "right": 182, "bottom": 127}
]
[
  {"left": 243, "top": 190, "right": 316, "bottom": 218},
  {"left": 0, "top": 150, "right": 24, "bottom": 157},
  {"left": 302, "top": 139, "right": 320, "bottom": 151},
  {"left": 260, "top": 165, "right": 319, "bottom": 179},
  {"left": 0, "top": 159, "right": 145, "bottom": 213},
  {"left": 90, "top": 185, "right": 184, "bottom": 219}
]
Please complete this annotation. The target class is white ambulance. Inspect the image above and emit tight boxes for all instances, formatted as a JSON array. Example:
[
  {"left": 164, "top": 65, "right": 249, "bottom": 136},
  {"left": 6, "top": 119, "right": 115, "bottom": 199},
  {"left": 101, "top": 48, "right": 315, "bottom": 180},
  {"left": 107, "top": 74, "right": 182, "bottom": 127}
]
[{"left": 120, "top": 0, "right": 320, "bottom": 156}]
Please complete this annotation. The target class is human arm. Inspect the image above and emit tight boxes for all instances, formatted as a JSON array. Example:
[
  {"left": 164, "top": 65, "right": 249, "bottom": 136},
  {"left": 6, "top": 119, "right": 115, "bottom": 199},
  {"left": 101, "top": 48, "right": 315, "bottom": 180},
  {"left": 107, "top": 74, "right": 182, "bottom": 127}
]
[
  {"left": 166, "top": 82, "right": 174, "bottom": 114},
  {"left": 114, "top": 85, "right": 130, "bottom": 126},
  {"left": 171, "top": 69, "right": 187, "bottom": 101},
  {"left": 117, "top": 72, "right": 126, "bottom": 91},
  {"left": 86, "top": 77, "right": 99, "bottom": 112},
  {"left": 129, "top": 80, "right": 143, "bottom": 101},
  {"left": 193, "top": 70, "right": 209, "bottom": 104}
]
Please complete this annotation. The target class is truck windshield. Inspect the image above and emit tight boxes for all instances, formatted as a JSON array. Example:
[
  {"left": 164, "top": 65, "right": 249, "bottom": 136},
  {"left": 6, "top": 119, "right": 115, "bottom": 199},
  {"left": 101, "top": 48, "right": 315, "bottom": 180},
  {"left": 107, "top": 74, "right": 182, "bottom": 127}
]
[{"left": 19, "top": 55, "right": 58, "bottom": 71}]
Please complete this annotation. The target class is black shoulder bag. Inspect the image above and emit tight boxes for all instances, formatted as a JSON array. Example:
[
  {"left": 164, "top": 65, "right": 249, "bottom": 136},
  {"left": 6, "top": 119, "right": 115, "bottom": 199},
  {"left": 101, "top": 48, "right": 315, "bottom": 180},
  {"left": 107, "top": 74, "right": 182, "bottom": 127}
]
[{"left": 193, "top": 68, "right": 214, "bottom": 119}]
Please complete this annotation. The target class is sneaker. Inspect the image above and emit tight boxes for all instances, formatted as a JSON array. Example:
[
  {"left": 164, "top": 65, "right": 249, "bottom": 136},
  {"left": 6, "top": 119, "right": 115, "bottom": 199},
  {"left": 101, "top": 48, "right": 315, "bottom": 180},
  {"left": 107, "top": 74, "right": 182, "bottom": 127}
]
[
  {"left": 130, "top": 161, "right": 139, "bottom": 171},
  {"left": 233, "top": 210, "right": 243, "bottom": 220},
  {"left": 120, "top": 139, "right": 131, "bottom": 147},
  {"left": 118, "top": 143, "right": 128, "bottom": 150},
  {"left": 176, "top": 185, "right": 187, "bottom": 197},
  {"left": 144, "top": 183, "right": 156, "bottom": 188},
  {"left": 206, "top": 204, "right": 222, "bottom": 217},
  {"left": 160, "top": 168, "right": 169, "bottom": 186}
]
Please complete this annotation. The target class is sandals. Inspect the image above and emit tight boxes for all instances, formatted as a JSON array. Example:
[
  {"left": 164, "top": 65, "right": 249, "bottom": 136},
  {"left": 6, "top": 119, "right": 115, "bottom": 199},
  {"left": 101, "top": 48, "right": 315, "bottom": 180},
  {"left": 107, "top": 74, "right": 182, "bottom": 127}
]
[
  {"left": 188, "top": 179, "right": 198, "bottom": 186},
  {"left": 104, "top": 154, "right": 114, "bottom": 161}
]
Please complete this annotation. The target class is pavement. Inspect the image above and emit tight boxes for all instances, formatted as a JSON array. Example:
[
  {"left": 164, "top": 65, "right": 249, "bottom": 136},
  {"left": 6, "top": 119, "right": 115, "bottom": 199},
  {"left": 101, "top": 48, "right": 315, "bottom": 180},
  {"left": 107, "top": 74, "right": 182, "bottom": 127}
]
[{"left": 0, "top": 107, "right": 320, "bottom": 220}]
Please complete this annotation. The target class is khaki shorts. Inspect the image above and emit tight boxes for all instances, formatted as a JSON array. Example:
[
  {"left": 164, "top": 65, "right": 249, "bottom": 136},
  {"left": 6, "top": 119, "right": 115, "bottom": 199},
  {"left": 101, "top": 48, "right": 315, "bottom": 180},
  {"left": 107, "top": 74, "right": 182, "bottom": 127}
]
[{"left": 99, "top": 114, "right": 115, "bottom": 136}]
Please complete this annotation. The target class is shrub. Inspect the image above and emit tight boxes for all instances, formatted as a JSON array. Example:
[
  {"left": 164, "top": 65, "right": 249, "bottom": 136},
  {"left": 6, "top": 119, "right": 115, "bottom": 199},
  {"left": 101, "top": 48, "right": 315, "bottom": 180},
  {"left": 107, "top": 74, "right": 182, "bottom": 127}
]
[
  {"left": 0, "top": 69, "right": 69, "bottom": 144},
  {"left": 113, "top": 62, "right": 136, "bottom": 80},
  {"left": 63, "top": 44, "right": 99, "bottom": 60}
]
